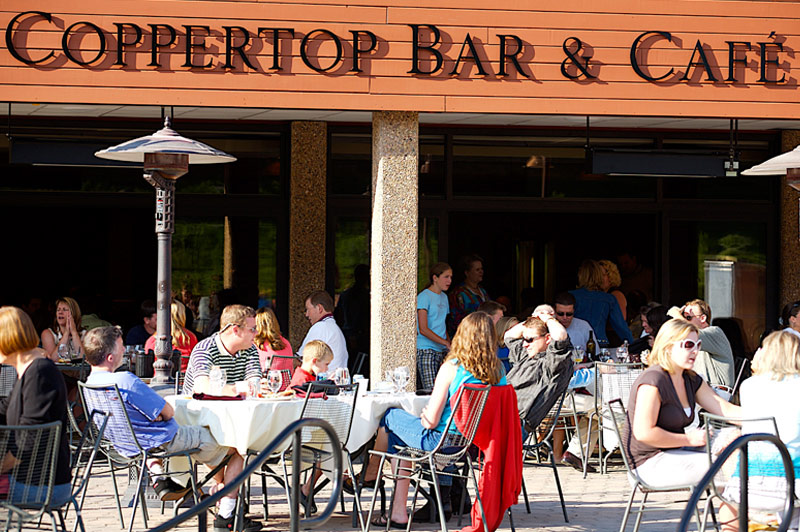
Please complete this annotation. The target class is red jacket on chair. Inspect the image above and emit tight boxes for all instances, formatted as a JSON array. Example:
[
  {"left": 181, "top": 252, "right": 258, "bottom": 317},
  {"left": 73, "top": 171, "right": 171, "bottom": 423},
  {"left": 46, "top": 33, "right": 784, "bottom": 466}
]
[{"left": 453, "top": 384, "right": 522, "bottom": 532}]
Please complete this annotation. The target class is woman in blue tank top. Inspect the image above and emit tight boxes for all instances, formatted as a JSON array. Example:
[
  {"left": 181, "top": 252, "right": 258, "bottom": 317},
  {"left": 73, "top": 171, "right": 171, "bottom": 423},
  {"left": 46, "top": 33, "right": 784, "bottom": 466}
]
[{"left": 361, "top": 312, "right": 506, "bottom": 529}]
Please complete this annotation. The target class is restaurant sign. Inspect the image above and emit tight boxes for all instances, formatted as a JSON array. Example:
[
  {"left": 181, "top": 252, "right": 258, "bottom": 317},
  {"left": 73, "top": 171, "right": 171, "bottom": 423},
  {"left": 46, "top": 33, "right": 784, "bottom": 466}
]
[{"left": 5, "top": 11, "right": 790, "bottom": 84}]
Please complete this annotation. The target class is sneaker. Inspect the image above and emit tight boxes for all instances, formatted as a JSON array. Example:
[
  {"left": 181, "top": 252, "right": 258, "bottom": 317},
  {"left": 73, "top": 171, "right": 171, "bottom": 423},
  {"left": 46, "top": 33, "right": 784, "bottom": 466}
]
[
  {"left": 213, "top": 513, "right": 263, "bottom": 532},
  {"left": 153, "top": 478, "right": 191, "bottom": 501}
]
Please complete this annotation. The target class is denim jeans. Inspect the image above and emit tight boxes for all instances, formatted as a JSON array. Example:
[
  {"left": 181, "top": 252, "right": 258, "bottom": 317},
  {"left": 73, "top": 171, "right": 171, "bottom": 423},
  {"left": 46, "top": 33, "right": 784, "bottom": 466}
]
[
  {"left": 380, "top": 408, "right": 453, "bottom": 485},
  {"left": 9, "top": 480, "right": 71, "bottom": 508}
]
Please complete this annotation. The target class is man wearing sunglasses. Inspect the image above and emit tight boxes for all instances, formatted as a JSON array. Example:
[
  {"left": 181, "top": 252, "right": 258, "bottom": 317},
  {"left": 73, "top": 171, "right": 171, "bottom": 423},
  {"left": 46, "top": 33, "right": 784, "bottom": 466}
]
[
  {"left": 183, "top": 304, "right": 262, "bottom": 396},
  {"left": 668, "top": 299, "right": 735, "bottom": 389},
  {"left": 554, "top": 292, "right": 598, "bottom": 352}
]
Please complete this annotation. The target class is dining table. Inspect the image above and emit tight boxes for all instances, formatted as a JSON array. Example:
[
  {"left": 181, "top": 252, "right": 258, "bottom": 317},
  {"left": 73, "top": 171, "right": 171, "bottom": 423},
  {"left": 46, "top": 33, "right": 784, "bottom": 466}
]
[{"left": 165, "top": 389, "right": 429, "bottom": 456}]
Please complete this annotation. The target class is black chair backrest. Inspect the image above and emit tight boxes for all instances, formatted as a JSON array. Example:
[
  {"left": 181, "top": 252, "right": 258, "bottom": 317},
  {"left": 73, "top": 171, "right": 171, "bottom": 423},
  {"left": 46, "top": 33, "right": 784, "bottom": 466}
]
[
  {"left": 0, "top": 421, "right": 62, "bottom": 510},
  {"left": 78, "top": 382, "right": 145, "bottom": 459}
]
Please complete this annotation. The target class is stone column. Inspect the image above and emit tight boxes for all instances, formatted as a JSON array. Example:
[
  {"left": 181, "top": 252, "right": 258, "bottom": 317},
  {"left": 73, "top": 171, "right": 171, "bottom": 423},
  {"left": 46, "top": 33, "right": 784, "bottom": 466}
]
[
  {"left": 780, "top": 130, "right": 800, "bottom": 305},
  {"left": 370, "top": 111, "right": 419, "bottom": 388},
  {"left": 289, "top": 121, "right": 327, "bottom": 349}
]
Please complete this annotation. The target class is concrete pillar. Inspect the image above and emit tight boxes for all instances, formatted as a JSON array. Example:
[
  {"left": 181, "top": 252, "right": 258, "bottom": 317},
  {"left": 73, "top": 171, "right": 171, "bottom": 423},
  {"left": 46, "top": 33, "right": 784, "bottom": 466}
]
[
  {"left": 288, "top": 121, "right": 327, "bottom": 349},
  {"left": 370, "top": 111, "right": 419, "bottom": 387},
  {"left": 780, "top": 130, "right": 800, "bottom": 305}
]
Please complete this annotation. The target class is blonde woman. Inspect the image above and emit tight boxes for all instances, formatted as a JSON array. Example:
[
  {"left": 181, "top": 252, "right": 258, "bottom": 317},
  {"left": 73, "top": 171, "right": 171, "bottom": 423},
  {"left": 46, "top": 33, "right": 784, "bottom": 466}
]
[
  {"left": 41, "top": 296, "right": 84, "bottom": 361},
  {"left": 599, "top": 259, "right": 628, "bottom": 321},
  {"left": 495, "top": 315, "right": 518, "bottom": 372},
  {"left": 144, "top": 300, "right": 198, "bottom": 372},
  {"left": 254, "top": 307, "right": 293, "bottom": 372},
  {"left": 363, "top": 312, "right": 506, "bottom": 528},
  {"left": 570, "top": 259, "right": 632, "bottom": 347},
  {"left": 716, "top": 331, "right": 800, "bottom": 531},
  {"left": 622, "top": 319, "right": 739, "bottom": 488}
]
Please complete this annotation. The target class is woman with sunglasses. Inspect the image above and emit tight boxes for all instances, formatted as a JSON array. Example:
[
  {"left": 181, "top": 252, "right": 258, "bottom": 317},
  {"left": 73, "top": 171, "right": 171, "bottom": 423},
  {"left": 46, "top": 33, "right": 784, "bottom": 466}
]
[{"left": 622, "top": 318, "right": 740, "bottom": 488}]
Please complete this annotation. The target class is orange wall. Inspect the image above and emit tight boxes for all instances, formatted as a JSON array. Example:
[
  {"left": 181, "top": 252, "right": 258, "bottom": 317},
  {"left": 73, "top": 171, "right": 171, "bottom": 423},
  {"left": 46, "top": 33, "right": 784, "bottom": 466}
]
[{"left": 1, "top": 0, "right": 798, "bottom": 118}]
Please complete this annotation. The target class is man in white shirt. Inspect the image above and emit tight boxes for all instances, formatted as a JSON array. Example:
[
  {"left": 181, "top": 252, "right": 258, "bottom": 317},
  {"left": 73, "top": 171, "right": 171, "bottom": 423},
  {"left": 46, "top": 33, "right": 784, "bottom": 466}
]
[
  {"left": 554, "top": 292, "right": 597, "bottom": 352},
  {"left": 300, "top": 290, "right": 348, "bottom": 373}
]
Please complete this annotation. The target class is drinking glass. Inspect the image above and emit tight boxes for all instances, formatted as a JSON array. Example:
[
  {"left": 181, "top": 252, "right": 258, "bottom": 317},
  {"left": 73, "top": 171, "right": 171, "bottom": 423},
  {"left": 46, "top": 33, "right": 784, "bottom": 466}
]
[
  {"left": 384, "top": 370, "right": 395, "bottom": 392},
  {"left": 617, "top": 345, "right": 628, "bottom": 363},
  {"left": 266, "top": 370, "right": 282, "bottom": 395},
  {"left": 209, "top": 366, "right": 226, "bottom": 395},
  {"left": 247, "top": 376, "right": 261, "bottom": 399},
  {"left": 599, "top": 348, "right": 612, "bottom": 362},
  {"left": 333, "top": 367, "right": 350, "bottom": 387},
  {"left": 393, "top": 366, "right": 410, "bottom": 392},
  {"left": 572, "top": 347, "right": 584, "bottom": 363},
  {"left": 57, "top": 343, "right": 68, "bottom": 362}
]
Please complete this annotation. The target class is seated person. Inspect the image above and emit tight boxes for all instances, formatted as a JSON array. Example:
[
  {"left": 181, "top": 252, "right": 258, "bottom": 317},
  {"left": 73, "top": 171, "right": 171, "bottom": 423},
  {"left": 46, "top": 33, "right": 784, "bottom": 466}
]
[
  {"left": 144, "top": 300, "right": 198, "bottom": 372},
  {"left": 288, "top": 340, "right": 332, "bottom": 389},
  {"left": 83, "top": 326, "right": 261, "bottom": 532},
  {"left": 622, "top": 319, "right": 739, "bottom": 488},
  {"left": 183, "top": 305, "right": 261, "bottom": 396},
  {"left": 718, "top": 331, "right": 800, "bottom": 531},
  {"left": 358, "top": 312, "right": 506, "bottom": 528},
  {"left": 503, "top": 306, "right": 573, "bottom": 436},
  {"left": 254, "top": 307, "right": 293, "bottom": 373},
  {"left": 0, "top": 306, "right": 71, "bottom": 507}
]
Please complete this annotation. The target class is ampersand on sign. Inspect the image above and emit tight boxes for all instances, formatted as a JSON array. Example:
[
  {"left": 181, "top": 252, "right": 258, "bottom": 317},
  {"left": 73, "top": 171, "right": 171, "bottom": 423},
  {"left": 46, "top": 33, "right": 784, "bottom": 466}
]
[{"left": 561, "top": 37, "right": 597, "bottom": 79}]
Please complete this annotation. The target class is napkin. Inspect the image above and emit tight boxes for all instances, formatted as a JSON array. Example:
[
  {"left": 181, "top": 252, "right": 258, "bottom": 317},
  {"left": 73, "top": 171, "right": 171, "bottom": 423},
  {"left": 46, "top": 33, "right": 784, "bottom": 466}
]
[{"left": 192, "top": 393, "right": 244, "bottom": 401}]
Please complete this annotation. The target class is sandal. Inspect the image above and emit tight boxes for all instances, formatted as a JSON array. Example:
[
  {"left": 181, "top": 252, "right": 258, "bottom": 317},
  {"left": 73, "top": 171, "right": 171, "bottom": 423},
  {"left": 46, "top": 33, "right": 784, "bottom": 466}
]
[
  {"left": 371, "top": 515, "right": 408, "bottom": 530},
  {"left": 343, "top": 476, "right": 383, "bottom": 495}
]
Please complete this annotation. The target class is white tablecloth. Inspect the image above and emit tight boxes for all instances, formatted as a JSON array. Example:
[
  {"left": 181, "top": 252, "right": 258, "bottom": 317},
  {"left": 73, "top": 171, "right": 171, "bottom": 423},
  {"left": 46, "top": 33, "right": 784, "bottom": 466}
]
[{"left": 166, "top": 392, "right": 428, "bottom": 456}]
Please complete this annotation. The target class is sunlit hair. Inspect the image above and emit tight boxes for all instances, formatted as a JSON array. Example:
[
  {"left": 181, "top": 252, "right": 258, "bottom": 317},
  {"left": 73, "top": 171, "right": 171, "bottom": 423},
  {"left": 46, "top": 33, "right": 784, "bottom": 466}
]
[
  {"left": 255, "top": 307, "right": 286, "bottom": 351},
  {"left": 83, "top": 326, "right": 123, "bottom": 366},
  {"left": 446, "top": 312, "right": 502, "bottom": 385},
  {"left": 0, "top": 306, "right": 39, "bottom": 356},
  {"left": 577, "top": 260, "right": 606, "bottom": 291},
  {"left": 684, "top": 299, "right": 712, "bottom": 323},
  {"left": 752, "top": 331, "right": 800, "bottom": 380},
  {"left": 648, "top": 319, "right": 699, "bottom": 374},
  {"left": 599, "top": 260, "right": 622, "bottom": 289},
  {"left": 495, "top": 316, "right": 518, "bottom": 348},
  {"left": 220, "top": 304, "right": 256, "bottom": 331},
  {"left": 522, "top": 316, "right": 548, "bottom": 337},
  {"left": 53, "top": 297, "right": 82, "bottom": 332},
  {"left": 170, "top": 300, "right": 191, "bottom": 347},
  {"left": 302, "top": 340, "right": 333, "bottom": 365}
]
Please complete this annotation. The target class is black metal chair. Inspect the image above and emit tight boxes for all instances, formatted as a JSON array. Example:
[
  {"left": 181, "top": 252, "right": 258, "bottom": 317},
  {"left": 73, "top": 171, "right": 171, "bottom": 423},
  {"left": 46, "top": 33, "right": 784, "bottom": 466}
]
[
  {"left": 520, "top": 387, "right": 570, "bottom": 523},
  {"left": 0, "top": 365, "right": 17, "bottom": 398},
  {"left": 78, "top": 383, "right": 201, "bottom": 532},
  {"left": 364, "top": 383, "right": 492, "bottom": 532}
]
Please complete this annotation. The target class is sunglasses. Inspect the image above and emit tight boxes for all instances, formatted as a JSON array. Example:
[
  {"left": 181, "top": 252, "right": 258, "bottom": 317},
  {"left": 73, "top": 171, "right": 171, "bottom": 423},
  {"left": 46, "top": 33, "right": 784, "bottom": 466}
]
[
  {"left": 523, "top": 335, "right": 543, "bottom": 344},
  {"left": 677, "top": 339, "right": 702, "bottom": 350},
  {"left": 556, "top": 312, "right": 573, "bottom": 317}
]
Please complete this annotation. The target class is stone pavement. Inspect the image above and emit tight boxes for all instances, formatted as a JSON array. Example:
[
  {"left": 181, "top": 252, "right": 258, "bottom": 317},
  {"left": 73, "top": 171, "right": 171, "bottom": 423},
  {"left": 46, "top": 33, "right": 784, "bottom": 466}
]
[{"left": 72, "top": 460, "right": 700, "bottom": 532}]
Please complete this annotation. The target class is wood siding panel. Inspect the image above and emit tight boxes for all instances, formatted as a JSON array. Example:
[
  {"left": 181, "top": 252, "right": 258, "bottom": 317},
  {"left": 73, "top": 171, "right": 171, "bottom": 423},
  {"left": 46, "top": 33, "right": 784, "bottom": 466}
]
[{"left": 1, "top": 0, "right": 798, "bottom": 118}]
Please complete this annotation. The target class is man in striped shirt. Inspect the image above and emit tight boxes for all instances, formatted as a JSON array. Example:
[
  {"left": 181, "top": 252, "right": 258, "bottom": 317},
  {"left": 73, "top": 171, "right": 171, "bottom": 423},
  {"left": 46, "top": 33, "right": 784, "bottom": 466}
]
[{"left": 183, "top": 305, "right": 261, "bottom": 396}]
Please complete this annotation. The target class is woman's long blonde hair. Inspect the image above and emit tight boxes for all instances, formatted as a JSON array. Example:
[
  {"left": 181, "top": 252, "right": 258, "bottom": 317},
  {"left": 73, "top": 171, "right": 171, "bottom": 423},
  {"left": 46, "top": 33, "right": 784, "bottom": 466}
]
[
  {"left": 648, "top": 318, "right": 698, "bottom": 374},
  {"left": 752, "top": 330, "right": 800, "bottom": 380},
  {"left": 446, "top": 311, "right": 502, "bottom": 385},
  {"left": 254, "top": 307, "right": 286, "bottom": 351},
  {"left": 495, "top": 316, "right": 518, "bottom": 348},
  {"left": 577, "top": 260, "right": 606, "bottom": 291},
  {"left": 170, "top": 300, "right": 191, "bottom": 347}
]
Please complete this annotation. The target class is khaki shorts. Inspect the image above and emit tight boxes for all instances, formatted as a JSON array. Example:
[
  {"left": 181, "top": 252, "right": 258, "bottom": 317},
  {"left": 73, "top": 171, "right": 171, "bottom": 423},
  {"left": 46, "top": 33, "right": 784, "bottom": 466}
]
[{"left": 159, "top": 425, "right": 229, "bottom": 468}]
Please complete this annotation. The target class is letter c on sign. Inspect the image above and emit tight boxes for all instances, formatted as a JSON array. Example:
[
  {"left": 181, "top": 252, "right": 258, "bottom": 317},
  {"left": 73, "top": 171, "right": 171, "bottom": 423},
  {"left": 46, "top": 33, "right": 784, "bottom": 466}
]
[
  {"left": 6, "top": 11, "right": 55, "bottom": 64},
  {"left": 630, "top": 31, "right": 675, "bottom": 82}
]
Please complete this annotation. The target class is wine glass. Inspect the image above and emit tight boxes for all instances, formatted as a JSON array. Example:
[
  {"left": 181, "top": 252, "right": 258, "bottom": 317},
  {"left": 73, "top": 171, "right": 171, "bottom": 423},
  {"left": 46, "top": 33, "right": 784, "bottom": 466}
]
[
  {"left": 266, "top": 370, "right": 282, "bottom": 395},
  {"left": 393, "top": 366, "right": 410, "bottom": 393}
]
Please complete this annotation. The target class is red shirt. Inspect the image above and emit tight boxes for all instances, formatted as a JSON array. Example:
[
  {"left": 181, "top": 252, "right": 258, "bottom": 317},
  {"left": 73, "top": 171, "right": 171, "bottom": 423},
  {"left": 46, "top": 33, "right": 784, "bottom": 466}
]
[{"left": 289, "top": 367, "right": 316, "bottom": 389}]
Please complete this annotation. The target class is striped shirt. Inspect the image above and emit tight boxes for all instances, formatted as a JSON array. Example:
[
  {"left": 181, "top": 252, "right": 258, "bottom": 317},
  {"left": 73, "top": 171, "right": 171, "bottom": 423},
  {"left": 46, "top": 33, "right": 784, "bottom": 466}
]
[{"left": 182, "top": 333, "right": 261, "bottom": 394}]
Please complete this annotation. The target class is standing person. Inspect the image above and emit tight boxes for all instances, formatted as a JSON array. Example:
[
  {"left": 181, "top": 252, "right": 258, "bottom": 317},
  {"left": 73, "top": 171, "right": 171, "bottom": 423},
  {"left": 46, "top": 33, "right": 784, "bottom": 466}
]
[
  {"left": 125, "top": 300, "right": 157, "bottom": 346},
  {"left": 448, "top": 254, "right": 489, "bottom": 335},
  {"left": 416, "top": 263, "right": 453, "bottom": 390},
  {"left": 569, "top": 260, "right": 632, "bottom": 348},
  {"left": 599, "top": 259, "right": 628, "bottom": 321},
  {"left": 300, "top": 291, "right": 348, "bottom": 373},
  {"left": 622, "top": 319, "right": 739, "bottom": 488},
  {"left": 0, "top": 307, "right": 71, "bottom": 507},
  {"left": 254, "top": 307, "right": 293, "bottom": 372},
  {"left": 40, "top": 296, "right": 84, "bottom": 361},
  {"left": 780, "top": 300, "right": 800, "bottom": 340},
  {"left": 144, "top": 300, "right": 198, "bottom": 372},
  {"left": 717, "top": 330, "right": 800, "bottom": 531}
]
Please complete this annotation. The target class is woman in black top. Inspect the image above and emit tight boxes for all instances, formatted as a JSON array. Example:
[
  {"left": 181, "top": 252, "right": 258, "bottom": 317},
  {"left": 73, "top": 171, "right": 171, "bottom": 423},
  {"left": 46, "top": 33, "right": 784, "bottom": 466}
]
[
  {"left": 623, "top": 318, "right": 739, "bottom": 488},
  {"left": 0, "top": 306, "right": 71, "bottom": 506}
]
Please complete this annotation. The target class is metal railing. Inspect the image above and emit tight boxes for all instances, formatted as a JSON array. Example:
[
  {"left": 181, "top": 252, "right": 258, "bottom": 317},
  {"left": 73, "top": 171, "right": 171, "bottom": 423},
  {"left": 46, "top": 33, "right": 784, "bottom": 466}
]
[
  {"left": 678, "top": 433, "right": 796, "bottom": 532},
  {"left": 148, "top": 418, "right": 343, "bottom": 532}
]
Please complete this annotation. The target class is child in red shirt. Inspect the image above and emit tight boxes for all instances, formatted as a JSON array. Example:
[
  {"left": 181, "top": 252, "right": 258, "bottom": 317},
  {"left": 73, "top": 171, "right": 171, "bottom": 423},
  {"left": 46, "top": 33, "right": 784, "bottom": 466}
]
[{"left": 288, "top": 340, "right": 333, "bottom": 389}]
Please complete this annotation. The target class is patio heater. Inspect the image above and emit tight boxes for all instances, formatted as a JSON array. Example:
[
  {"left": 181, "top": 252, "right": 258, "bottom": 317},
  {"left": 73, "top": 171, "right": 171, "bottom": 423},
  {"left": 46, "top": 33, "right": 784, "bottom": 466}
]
[
  {"left": 742, "top": 143, "right": 800, "bottom": 239},
  {"left": 95, "top": 118, "right": 236, "bottom": 384}
]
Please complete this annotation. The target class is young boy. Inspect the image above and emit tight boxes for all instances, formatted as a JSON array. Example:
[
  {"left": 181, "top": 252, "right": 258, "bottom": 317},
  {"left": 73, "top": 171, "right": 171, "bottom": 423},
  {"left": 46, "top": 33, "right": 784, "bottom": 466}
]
[{"left": 289, "top": 340, "right": 333, "bottom": 388}]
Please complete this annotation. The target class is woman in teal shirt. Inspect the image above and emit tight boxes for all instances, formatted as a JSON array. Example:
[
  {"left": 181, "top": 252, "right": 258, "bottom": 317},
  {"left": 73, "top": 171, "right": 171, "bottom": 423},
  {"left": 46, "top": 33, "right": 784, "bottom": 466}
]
[{"left": 416, "top": 262, "right": 452, "bottom": 390}]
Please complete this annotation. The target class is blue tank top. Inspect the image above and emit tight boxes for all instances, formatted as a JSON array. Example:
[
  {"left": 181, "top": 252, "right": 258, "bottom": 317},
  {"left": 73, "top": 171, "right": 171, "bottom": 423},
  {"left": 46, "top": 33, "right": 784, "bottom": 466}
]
[{"left": 434, "top": 359, "right": 507, "bottom": 433}]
